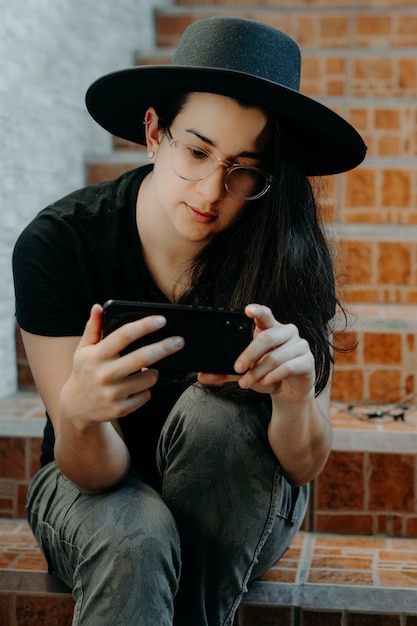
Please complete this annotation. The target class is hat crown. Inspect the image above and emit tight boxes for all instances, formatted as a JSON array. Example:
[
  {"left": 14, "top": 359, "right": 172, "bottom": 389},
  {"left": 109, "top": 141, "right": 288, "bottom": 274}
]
[
  {"left": 85, "top": 16, "right": 366, "bottom": 175},
  {"left": 172, "top": 17, "right": 301, "bottom": 91}
]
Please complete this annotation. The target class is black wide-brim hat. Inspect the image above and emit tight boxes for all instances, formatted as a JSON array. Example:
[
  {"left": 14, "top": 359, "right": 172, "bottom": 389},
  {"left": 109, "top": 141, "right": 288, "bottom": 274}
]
[{"left": 86, "top": 16, "right": 366, "bottom": 176}]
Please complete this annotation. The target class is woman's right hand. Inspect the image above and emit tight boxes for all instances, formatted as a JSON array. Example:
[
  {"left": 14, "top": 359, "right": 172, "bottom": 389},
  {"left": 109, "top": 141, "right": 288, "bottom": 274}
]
[
  {"left": 20, "top": 303, "right": 184, "bottom": 492},
  {"left": 60, "top": 304, "right": 184, "bottom": 430}
]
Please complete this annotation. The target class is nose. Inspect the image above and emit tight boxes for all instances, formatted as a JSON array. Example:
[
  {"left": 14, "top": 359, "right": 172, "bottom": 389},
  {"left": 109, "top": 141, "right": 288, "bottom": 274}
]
[{"left": 195, "top": 166, "right": 227, "bottom": 202}]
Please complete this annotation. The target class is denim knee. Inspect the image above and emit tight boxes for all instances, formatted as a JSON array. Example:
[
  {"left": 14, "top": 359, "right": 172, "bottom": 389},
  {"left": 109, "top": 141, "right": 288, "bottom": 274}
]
[
  {"left": 157, "top": 383, "right": 272, "bottom": 477},
  {"left": 82, "top": 500, "right": 179, "bottom": 570},
  {"left": 28, "top": 465, "right": 182, "bottom": 594},
  {"left": 74, "top": 476, "right": 181, "bottom": 572},
  {"left": 69, "top": 480, "right": 182, "bottom": 625}
]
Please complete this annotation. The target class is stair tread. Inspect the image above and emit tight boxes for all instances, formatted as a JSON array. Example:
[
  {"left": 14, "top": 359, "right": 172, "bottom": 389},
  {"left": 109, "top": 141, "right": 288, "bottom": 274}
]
[
  {"left": 1, "top": 519, "right": 416, "bottom": 612},
  {"left": 2, "top": 392, "right": 417, "bottom": 450},
  {"left": 247, "top": 531, "right": 417, "bottom": 612},
  {"left": 0, "top": 519, "right": 69, "bottom": 594},
  {"left": 0, "top": 391, "right": 45, "bottom": 437}
]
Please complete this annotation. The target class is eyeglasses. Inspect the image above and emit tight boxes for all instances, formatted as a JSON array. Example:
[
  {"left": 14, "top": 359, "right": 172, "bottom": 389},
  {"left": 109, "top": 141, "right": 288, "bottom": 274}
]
[{"left": 165, "top": 129, "right": 272, "bottom": 201}]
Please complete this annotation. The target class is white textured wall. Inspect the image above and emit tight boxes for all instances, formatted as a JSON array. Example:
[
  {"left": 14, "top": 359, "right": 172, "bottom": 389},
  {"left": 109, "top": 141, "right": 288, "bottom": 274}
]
[{"left": 1, "top": 0, "right": 170, "bottom": 397}]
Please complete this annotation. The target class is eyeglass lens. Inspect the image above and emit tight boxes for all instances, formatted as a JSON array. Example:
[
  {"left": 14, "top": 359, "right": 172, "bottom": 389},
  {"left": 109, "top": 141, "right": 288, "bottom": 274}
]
[{"left": 171, "top": 141, "right": 270, "bottom": 200}]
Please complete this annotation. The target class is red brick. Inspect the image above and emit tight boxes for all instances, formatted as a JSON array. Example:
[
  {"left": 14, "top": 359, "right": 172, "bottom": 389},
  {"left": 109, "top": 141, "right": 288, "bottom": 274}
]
[
  {"left": 369, "top": 371, "right": 402, "bottom": 401},
  {"left": 0, "top": 439, "right": 25, "bottom": 479},
  {"left": 344, "top": 169, "right": 376, "bottom": 208},
  {"left": 377, "top": 242, "right": 411, "bottom": 285},
  {"left": 315, "top": 514, "right": 374, "bottom": 536},
  {"left": 363, "top": 333, "right": 402, "bottom": 364},
  {"left": 368, "top": 453, "right": 415, "bottom": 511},
  {"left": 331, "top": 369, "right": 364, "bottom": 402},
  {"left": 315, "top": 451, "right": 365, "bottom": 510}
]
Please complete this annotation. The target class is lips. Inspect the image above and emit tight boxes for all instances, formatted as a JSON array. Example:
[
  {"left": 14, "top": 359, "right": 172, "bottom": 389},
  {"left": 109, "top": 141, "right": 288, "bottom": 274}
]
[{"left": 186, "top": 203, "right": 218, "bottom": 222}]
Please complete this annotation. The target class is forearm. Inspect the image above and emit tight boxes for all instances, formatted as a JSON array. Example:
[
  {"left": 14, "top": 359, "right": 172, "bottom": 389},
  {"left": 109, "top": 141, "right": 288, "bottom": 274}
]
[
  {"left": 55, "top": 414, "right": 130, "bottom": 494},
  {"left": 268, "top": 394, "right": 332, "bottom": 487}
]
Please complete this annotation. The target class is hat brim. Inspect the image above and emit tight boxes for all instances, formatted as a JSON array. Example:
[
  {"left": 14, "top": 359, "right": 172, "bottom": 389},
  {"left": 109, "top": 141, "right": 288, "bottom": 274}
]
[{"left": 86, "top": 65, "right": 366, "bottom": 176}]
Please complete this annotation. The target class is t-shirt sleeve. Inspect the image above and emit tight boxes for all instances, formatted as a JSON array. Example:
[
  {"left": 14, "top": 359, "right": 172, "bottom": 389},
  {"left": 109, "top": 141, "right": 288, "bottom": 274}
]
[{"left": 13, "top": 209, "right": 91, "bottom": 337}]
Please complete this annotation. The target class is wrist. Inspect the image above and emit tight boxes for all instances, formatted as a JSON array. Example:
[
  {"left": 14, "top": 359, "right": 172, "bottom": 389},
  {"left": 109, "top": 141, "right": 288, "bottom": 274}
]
[
  {"left": 59, "top": 380, "right": 96, "bottom": 434},
  {"left": 270, "top": 389, "right": 315, "bottom": 421}
]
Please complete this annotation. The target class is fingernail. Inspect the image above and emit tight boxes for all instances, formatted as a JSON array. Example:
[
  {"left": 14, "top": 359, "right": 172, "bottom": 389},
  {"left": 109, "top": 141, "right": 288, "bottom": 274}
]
[
  {"left": 172, "top": 336, "right": 185, "bottom": 348},
  {"left": 152, "top": 316, "right": 166, "bottom": 327}
]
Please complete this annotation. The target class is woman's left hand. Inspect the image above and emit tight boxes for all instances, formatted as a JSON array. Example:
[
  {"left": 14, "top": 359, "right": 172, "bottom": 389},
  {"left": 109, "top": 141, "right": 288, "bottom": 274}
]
[
  {"left": 199, "top": 304, "right": 332, "bottom": 485},
  {"left": 198, "top": 303, "right": 316, "bottom": 405}
]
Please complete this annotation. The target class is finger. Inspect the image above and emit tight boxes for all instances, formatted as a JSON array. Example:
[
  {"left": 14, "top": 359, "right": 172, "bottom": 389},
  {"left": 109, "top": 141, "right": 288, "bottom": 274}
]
[
  {"left": 235, "top": 324, "right": 296, "bottom": 374},
  {"left": 114, "top": 389, "right": 151, "bottom": 419},
  {"left": 100, "top": 315, "right": 168, "bottom": 358},
  {"left": 245, "top": 303, "right": 276, "bottom": 330},
  {"left": 78, "top": 304, "right": 103, "bottom": 349},
  {"left": 239, "top": 348, "right": 315, "bottom": 392},
  {"left": 111, "top": 391, "right": 153, "bottom": 418},
  {"left": 105, "top": 368, "right": 160, "bottom": 417},
  {"left": 116, "top": 334, "right": 185, "bottom": 378},
  {"left": 124, "top": 367, "right": 160, "bottom": 395},
  {"left": 256, "top": 336, "right": 311, "bottom": 379}
]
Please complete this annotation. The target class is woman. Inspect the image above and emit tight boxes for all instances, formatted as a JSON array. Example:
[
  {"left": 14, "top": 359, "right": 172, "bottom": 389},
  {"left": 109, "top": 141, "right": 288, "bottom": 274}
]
[{"left": 13, "top": 16, "right": 366, "bottom": 626}]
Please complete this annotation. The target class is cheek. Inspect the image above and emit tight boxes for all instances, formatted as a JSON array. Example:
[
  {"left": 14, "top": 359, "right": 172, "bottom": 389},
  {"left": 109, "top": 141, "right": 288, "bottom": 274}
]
[
  {"left": 153, "top": 149, "right": 171, "bottom": 181},
  {"left": 152, "top": 155, "right": 182, "bottom": 197},
  {"left": 225, "top": 200, "right": 248, "bottom": 224}
]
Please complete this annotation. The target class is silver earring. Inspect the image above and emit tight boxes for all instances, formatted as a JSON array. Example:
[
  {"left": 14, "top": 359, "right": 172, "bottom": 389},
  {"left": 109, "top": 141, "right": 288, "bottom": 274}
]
[{"left": 148, "top": 151, "right": 155, "bottom": 159}]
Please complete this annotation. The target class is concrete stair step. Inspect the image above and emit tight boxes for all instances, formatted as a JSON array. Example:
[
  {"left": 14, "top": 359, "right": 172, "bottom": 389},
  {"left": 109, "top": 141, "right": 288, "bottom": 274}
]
[
  {"left": 1, "top": 392, "right": 417, "bottom": 621},
  {"left": 0, "top": 518, "right": 72, "bottom": 625},
  {"left": 1, "top": 519, "right": 417, "bottom": 625}
]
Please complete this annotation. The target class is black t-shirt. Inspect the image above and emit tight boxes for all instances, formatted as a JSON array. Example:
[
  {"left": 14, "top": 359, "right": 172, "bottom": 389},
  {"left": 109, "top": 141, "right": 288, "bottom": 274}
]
[{"left": 13, "top": 165, "right": 191, "bottom": 484}]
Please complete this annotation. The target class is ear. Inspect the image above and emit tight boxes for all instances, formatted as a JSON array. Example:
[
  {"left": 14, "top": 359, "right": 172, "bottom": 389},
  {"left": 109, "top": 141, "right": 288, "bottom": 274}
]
[{"left": 144, "top": 107, "right": 161, "bottom": 162}]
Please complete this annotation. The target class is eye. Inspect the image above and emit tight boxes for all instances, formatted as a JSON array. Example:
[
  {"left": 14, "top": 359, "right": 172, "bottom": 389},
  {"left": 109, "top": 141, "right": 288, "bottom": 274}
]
[{"left": 185, "top": 145, "right": 210, "bottom": 161}]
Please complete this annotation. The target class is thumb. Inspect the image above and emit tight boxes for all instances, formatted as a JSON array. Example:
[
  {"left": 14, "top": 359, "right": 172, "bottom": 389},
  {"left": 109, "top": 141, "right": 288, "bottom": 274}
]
[{"left": 78, "top": 304, "right": 103, "bottom": 348}]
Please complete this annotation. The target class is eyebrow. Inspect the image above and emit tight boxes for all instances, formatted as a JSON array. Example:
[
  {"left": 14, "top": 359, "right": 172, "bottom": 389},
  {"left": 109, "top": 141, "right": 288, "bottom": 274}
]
[{"left": 184, "top": 127, "right": 267, "bottom": 160}]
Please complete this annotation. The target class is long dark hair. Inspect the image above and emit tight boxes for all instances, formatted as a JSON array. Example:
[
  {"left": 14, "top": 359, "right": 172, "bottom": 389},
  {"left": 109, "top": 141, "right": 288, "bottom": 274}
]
[{"left": 154, "top": 93, "right": 343, "bottom": 396}]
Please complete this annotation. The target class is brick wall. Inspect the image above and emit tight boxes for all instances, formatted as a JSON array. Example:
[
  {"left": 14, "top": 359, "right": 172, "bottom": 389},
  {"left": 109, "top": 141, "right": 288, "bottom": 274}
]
[
  {"left": 332, "top": 316, "right": 417, "bottom": 402},
  {"left": 315, "top": 447, "right": 417, "bottom": 537},
  {"left": 1, "top": 0, "right": 170, "bottom": 399}
]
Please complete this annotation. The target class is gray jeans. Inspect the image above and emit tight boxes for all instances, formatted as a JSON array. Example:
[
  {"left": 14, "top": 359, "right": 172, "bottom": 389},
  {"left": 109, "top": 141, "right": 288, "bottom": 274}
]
[{"left": 27, "top": 384, "right": 308, "bottom": 626}]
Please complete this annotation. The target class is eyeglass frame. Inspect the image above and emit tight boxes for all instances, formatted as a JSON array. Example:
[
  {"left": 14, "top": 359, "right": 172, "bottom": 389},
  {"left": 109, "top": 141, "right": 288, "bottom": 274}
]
[{"left": 164, "top": 128, "right": 273, "bottom": 201}]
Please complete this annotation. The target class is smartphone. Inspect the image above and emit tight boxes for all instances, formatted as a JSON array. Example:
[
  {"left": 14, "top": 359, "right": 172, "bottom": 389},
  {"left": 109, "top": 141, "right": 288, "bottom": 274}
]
[{"left": 102, "top": 300, "right": 254, "bottom": 374}]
